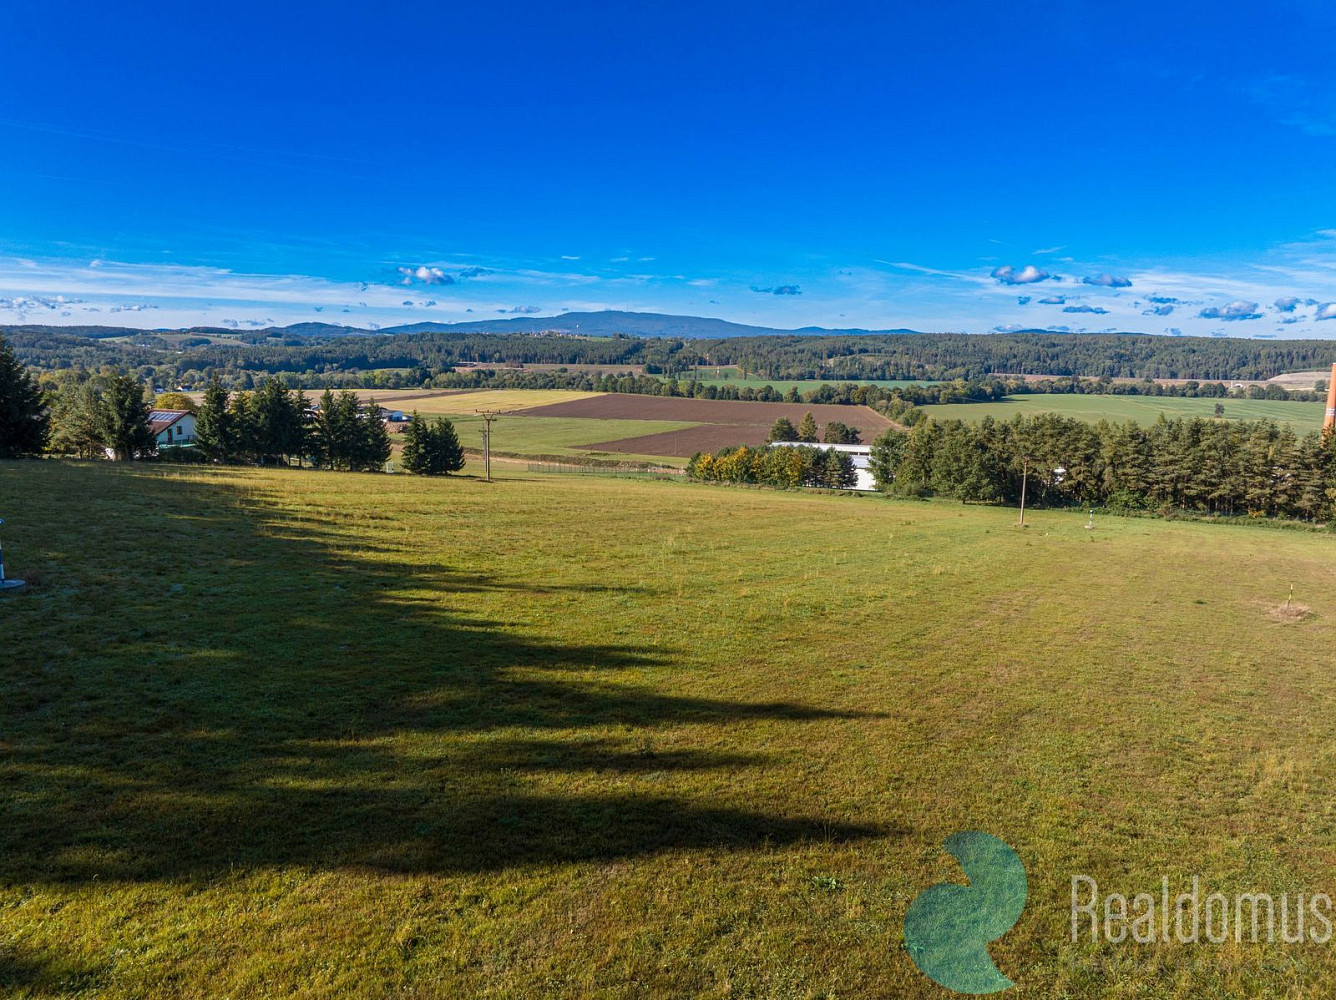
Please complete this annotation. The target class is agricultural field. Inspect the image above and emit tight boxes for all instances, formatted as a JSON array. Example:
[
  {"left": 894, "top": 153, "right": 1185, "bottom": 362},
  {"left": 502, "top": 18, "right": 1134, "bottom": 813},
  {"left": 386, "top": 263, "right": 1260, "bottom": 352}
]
[
  {"left": 919, "top": 392, "right": 1327, "bottom": 429},
  {"left": 673, "top": 369, "right": 935, "bottom": 394},
  {"left": 433, "top": 415, "right": 698, "bottom": 466},
  {"left": 522, "top": 394, "right": 893, "bottom": 457},
  {"left": 298, "top": 387, "right": 604, "bottom": 414},
  {"left": 6, "top": 461, "right": 1336, "bottom": 997}
]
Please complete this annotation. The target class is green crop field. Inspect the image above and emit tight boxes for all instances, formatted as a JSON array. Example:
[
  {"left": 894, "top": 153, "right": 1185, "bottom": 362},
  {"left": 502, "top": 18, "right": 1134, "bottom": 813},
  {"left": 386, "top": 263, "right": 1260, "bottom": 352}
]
[
  {"left": 919, "top": 392, "right": 1327, "bottom": 429},
  {"left": 6, "top": 462, "right": 1336, "bottom": 997}
]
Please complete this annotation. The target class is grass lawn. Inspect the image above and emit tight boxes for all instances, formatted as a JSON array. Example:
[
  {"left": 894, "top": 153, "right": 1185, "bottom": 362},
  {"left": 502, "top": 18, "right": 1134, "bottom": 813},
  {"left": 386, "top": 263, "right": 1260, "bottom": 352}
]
[
  {"left": 5, "top": 462, "right": 1336, "bottom": 996},
  {"left": 919, "top": 392, "right": 1327, "bottom": 429}
]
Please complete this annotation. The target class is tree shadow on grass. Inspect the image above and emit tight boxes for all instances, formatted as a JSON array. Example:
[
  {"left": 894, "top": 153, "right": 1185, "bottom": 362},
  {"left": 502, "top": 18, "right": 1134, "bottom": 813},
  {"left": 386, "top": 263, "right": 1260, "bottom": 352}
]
[{"left": 1, "top": 466, "right": 890, "bottom": 885}]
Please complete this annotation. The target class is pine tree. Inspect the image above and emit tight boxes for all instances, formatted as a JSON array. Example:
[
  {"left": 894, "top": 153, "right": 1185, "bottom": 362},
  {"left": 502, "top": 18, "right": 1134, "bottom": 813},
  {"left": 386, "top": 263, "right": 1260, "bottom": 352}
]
[
  {"left": 0, "top": 334, "right": 48, "bottom": 457},
  {"left": 400, "top": 412, "right": 428, "bottom": 473},
  {"left": 310, "top": 388, "right": 338, "bottom": 468},
  {"left": 194, "top": 377, "right": 232, "bottom": 462},
  {"left": 253, "top": 377, "right": 304, "bottom": 465},
  {"left": 822, "top": 420, "right": 861, "bottom": 444},
  {"left": 767, "top": 417, "right": 798, "bottom": 442},
  {"left": 360, "top": 398, "right": 392, "bottom": 472},
  {"left": 101, "top": 373, "right": 155, "bottom": 461},
  {"left": 797, "top": 411, "right": 818, "bottom": 442},
  {"left": 49, "top": 378, "right": 106, "bottom": 459},
  {"left": 821, "top": 449, "right": 856, "bottom": 489},
  {"left": 401, "top": 413, "right": 465, "bottom": 475},
  {"left": 430, "top": 416, "right": 465, "bottom": 473},
  {"left": 227, "top": 391, "right": 259, "bottom": 464}
]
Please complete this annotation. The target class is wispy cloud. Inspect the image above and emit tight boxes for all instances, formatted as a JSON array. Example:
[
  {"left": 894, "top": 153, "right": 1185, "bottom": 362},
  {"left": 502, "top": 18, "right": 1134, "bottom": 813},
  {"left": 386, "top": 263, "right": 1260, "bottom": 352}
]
[{"left": 750, "top": 284, "right": 802, "bottom": 295}]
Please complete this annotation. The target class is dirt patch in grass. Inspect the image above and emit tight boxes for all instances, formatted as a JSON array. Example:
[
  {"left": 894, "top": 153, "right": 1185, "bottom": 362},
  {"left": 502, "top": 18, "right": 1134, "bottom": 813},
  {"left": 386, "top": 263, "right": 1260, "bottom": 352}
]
[{"left": 1268, "top": 602, "right": 1314, "bottom": 623}]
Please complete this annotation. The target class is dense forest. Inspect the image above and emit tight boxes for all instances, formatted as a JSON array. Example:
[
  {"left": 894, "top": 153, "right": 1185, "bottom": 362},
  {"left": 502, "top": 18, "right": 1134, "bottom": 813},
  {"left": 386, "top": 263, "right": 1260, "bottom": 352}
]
[
  {"left": 868, "top": 413, "right": 1336, "bottom": 521},
  {"left": 10, "top": 324, "right": 1336, "bottom": 387}
]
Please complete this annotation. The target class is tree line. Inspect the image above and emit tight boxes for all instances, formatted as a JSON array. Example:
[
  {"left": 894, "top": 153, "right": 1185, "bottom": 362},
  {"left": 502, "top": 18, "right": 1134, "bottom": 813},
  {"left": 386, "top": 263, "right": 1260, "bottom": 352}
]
[
  {"left": 0, "top": 336, "right": 466, "bottom": 475},
  {"left": 686, "top": 445, "right": 857, "bottom": 490},
  {"left": 13, "top": 324, "right": 1336, "bottom": 387},
  {"left": 869, "top": 412, "right": 1336, "bottom": 521}
]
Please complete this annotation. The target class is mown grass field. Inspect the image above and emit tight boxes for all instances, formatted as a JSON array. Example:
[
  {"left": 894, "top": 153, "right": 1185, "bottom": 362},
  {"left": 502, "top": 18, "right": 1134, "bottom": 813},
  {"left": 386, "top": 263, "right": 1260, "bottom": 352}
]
[
  {"left": 305, "top": 388, "right": 605, "bottom": 414},
  {"left": 6, "top": 462, "right": 1336, "bottom": 997},
  {"left": 919, "top": 392, "right": 1326, "bottom": 429}
]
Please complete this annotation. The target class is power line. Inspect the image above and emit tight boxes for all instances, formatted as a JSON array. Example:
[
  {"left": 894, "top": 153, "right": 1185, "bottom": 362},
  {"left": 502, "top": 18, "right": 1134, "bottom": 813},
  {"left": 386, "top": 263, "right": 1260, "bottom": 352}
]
[{"left": 475, "top": 409, "right": 507, "bottom": 482}]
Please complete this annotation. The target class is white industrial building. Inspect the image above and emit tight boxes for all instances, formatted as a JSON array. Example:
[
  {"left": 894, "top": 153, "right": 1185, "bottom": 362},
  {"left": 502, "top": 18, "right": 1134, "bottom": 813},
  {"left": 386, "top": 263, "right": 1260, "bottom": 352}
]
[{"left": 768, "top": 441, "right": 876, "bottom": 491}]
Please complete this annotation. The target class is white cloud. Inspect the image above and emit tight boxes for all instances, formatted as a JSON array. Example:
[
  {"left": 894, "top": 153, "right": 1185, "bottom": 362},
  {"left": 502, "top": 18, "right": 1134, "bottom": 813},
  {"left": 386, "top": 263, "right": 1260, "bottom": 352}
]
[
  {"left": 991, "top": 264, "right": 1053, "bottom": 285},
  {"left": 1199, "top": 300, "right": 1262, "bottom": 321},
  {"left": 396, "top": 265, "right": 454, "bottom": 286},
  {"left": 1081, "top": 273, "right": 1132, "bottom": 288}
]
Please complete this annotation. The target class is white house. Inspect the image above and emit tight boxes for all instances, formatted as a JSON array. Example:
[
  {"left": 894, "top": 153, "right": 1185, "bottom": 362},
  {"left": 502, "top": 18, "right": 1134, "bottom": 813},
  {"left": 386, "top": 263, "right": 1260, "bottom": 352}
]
[
  {"left": 148, "top": 409, "right": 197, "bottom": 449},
  {"left": 769, "top": 441, "right": 877, "bottom": 491}
]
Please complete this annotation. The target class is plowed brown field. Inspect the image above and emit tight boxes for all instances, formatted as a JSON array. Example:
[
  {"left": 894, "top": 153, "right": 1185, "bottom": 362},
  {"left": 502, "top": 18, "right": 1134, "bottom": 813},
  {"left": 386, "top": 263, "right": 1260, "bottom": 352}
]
[{"left": 520, "top": 394, "right": 893, "bottom": 457}]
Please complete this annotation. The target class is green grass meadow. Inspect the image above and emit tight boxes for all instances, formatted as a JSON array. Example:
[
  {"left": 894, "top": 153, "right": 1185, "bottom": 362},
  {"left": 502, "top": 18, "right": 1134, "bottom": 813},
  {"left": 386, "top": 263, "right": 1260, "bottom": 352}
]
[
  {"left": 5, "top": 462, "right": 1336, "bottom": 997},
  {"left": 919, "top": 392, "right": 1327, "bottom": 429}
]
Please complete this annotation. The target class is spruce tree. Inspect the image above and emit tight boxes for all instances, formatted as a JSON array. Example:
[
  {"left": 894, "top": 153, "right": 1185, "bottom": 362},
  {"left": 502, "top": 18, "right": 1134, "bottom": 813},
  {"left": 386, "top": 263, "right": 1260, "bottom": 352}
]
[
  {"left": 401, "top": 414, "right": 465, "bottom": 475},
  {"left": 360, "top": 398, "right": 392, "bottom": 472},
  {"left": 400, "top": 411, "right": 428, "bottom": 473},
  {"left": 101, "top": 373, "right": 155, "bottom": 461},
  {"left": 0, "top": 334, "right": 48, "bottom": 457},
  {"left": 194, "top": 377, "right": 232, "bottom": 462},
  {"left": 797, "top": 411, "right": 819, "bottom": 442},
  {"left": 430, "top": 416, "right": 465, "bottom": 473},
  {"left": 49, "top": 377, "right": 106, "bottom": 459}
]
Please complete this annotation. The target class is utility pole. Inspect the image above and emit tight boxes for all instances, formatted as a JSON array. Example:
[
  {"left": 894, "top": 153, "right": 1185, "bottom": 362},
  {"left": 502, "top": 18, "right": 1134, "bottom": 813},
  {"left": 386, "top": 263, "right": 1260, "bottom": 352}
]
[
  {"left": 476, "top": 410, "right": 504, "bottom": 482},
  {"left": 1018, "top": 455, "right": 1029, "bottom": 528}
]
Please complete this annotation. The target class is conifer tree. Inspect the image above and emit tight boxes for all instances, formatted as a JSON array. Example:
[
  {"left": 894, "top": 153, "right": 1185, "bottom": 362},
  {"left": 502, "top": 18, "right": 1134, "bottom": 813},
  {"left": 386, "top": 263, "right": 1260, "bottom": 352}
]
[
  {"left": 797, "top": 411, "right": 818, "bottom": 442},
  {"left": 194, "top": 377, "right": 232, "bottom": 462},
  {"left": 0, "top": 334, "right": 48, "bottom": 457}
]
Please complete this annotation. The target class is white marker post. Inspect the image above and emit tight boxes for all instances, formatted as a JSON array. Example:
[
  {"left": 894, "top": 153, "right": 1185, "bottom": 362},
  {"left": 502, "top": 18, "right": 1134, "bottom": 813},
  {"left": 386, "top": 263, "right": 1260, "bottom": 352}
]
[{"left": 0, "top": 519, "right": 26, "bottom": 593}]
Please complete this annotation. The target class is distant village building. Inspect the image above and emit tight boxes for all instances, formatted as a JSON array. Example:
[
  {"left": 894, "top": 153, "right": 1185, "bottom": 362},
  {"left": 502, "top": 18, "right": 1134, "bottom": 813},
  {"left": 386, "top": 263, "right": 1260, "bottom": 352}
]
[
  {"left": 379, "top": 408, "right": 407, "bottom": 422},
  {"left": 768, "top": 441, "right": 876, "bottom": 491},
  {"left": 148, "top": 409, "right": 197, "bottom": 449}
]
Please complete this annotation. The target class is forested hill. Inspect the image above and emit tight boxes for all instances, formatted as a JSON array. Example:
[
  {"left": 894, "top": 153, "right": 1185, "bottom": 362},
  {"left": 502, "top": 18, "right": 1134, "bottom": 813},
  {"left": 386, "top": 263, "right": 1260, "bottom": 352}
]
[{"left": 8, "top": 322, "right": 1336, "bottom": 384}]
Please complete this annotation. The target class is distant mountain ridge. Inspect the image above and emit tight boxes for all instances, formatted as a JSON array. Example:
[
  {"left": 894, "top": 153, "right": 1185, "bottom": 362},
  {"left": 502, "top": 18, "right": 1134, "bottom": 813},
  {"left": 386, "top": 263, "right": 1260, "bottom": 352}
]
[
  {"left": 1, "top": 310, "right": 926, "bottom": 342},
  {"left": 379, "top": 311, "right": 924, "bottom": 339}
]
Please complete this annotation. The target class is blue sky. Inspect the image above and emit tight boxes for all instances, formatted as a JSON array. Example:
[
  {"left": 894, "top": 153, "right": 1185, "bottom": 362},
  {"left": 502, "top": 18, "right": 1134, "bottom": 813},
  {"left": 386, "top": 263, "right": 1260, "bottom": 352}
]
[{"left": 3, "top": 0, "right": 1336, "bottom": 336}]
